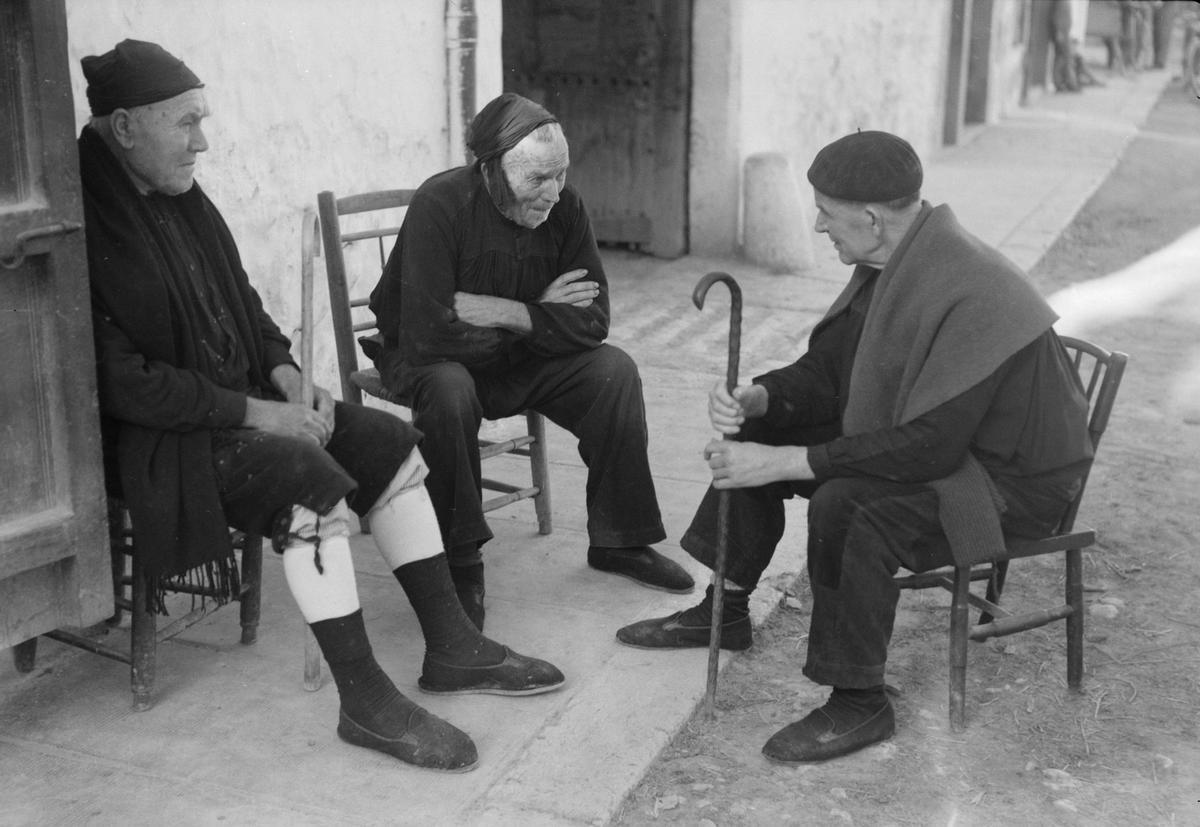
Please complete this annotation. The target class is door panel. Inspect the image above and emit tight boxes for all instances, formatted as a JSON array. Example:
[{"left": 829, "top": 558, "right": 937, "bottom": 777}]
[
  {"left": 503, "top": 0, "right": 690, "bottom": 258},
  {"left": 1, "top": 0, "right": 112, "bottom": 647}
]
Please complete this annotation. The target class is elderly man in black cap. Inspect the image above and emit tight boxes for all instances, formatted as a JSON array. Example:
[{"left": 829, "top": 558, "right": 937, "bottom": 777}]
[
  {"left": 368, "top": 92, "right": 693, "bottom": 630},
  {"left": 78, "top": 40, "right": 565, "bottom": 773},
  {"left": 616, "top": 130, "right": 1093, "bottom": 763}
]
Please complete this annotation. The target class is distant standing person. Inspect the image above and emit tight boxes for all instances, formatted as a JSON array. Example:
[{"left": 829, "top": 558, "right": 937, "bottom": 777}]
[
  {"left": 615, "top": 131, "right": 1094, "bottom": 763},
  {"left": 368, "top": 93, "right": 694, "bottom": 631}
]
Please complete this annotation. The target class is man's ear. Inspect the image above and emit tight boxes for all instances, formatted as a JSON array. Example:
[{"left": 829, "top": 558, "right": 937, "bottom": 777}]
[
  {"left": 109, "top": 108, "right": 137, "bottom": 149},
  {"left": 864, "top": 204, "right": 884, "bottom": 235}
]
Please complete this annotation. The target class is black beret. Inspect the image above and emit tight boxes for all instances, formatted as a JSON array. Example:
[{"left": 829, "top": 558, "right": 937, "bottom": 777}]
[
  {"left": 81, "top": 39, "right": 203, "bottom": 117},
  {"left": 806, "top": 130, "right": 923, "bottom": 203},
  {"left": 467, "top": 93, "right": 558, "bottom": 166}
]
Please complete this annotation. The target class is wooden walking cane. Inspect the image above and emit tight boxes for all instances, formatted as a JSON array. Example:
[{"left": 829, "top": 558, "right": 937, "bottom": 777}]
[
  {"left": 299, "top": 206, "right": 324, "bottom": 692},
  {"left": 692, "top": 271, "right": 742, "bottom": 718}
]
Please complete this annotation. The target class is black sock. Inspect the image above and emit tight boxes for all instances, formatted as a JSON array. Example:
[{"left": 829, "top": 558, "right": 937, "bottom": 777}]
[
  {"left": 395, "top": 554, "right": 503, "bottom": 665},
  {"left": 829, "top": 685, "right": 888, "bottom": 715},
  {"left": 308, "top": 610, "right": 420, "bottom": 730},
  {"left": 679, "top": 583, "right": 751, "bottom": 626},
  {"left": 448, "top": 560, "right": 485, "bottom": 591}
]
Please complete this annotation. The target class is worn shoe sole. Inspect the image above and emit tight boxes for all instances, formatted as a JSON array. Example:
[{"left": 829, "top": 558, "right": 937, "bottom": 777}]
[
  {"left": 762, "top": 702, "right": 895, "bottom": 764},
  {"left": 599, "top": 568, "right": 696, "bottom": 594},
  {"left": 418, "top": 647, "right": 567, "bottom": 697},
  {"left": 587, "top": 547, "right": 696, "bottom": 594},
  {"left": 615, "top": 611, "right": 753, "bottom": 651},
  {"left": 336, "top": 710, "right": 479, "bottom": 773}
]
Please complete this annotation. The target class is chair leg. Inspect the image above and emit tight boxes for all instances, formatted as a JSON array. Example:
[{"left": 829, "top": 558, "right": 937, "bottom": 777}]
[
  {"left": 239, "top": 535, "right": 263, "bottom": 645},
  {"left": 303, "top": 624, "right": 323, "bottom": 692},
  {"left": 12, "top": 638, "right": 37, "bottom": 673},
  {"left": 129, "top": 555, "right": 156, "bottom": 712},
  {"left": 949, "top": 566, "right": 971, "bottom": 732},
  {"left": 980, "top": 561, "right": 1008, "bottom": 625},
  {"left": 1065, "top": 547, "right": 1084, "bottom": 690},
  {"left": 526, "top": 411, "right": 553, "bottom": 535}
]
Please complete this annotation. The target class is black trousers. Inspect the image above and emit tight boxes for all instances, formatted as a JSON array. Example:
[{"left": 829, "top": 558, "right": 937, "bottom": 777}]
[
  {"left": 211, "top": 401, "right": 419, "bottom": 536},
  {"left": 383, "top": 344, "right": 665, "bottom": 559},
  {"left": 680, "top": 421, "right": 1067, "bottom": 689}
]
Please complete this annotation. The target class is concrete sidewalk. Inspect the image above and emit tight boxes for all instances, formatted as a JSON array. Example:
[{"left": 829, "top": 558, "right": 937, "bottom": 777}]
[{"left": 0, "top": 67, "right": 1172, "bottom": 827}]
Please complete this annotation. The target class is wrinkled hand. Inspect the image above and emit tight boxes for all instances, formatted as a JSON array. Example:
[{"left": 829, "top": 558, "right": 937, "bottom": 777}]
[
  {"left": 703, "top": 439, "right": 811, "bottom": 489},
  {"left": 249, "top": 366, "right": 336, "bottom": 446},
  {"left": 708, "top": 381, "right": 768, "bottom": 435},
  {"left": 243, "top": 396, "right": 333, "bottom": 446},
  {"left": 539, "top": 269, "right": 599, "bottom": 307}
]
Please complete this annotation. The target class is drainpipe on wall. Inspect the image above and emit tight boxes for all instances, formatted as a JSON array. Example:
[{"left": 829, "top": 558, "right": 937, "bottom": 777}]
[{"left": 445, "top": 0, "right": 478, "bottom": 166}]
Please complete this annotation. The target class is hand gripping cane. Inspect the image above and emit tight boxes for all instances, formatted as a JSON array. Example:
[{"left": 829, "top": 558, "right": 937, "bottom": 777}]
[
  {"left": 299, "top": 206, "right": 324, "bottom": 691},
  {"left": 692, "top": 271, "right": 742, "bottom": 718}
]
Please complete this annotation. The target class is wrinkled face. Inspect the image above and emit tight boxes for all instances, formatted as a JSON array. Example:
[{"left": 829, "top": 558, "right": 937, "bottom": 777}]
[
  {"left": 813, "top": 191, "right": 881, "bottom": 266},
  {"left": 120, "top": 89, "right": 210, "bottom": 196},
  {"left": 499, "top": 125, "right": 569, "bottom": 229}
]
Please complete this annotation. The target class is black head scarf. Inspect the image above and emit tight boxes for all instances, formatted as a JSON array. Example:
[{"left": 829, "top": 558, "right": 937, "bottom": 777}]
[
  {"left": 82, "top": 39, "right": 204, "bottom": 116},
  {"left": 466, "top": 92, "right": 558, "bottom": 167}
]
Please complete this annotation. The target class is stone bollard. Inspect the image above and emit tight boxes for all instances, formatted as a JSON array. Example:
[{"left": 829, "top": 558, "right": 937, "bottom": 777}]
[{"left": 743, "top": 152, "right": 814, "bottom": 274}]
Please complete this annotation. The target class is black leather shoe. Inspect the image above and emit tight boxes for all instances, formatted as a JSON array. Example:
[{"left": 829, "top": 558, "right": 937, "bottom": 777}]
[
  {"left": 454, "top": 583, "right": 485, "bottom": 632},
  {"left": 588, "top": 546, "right": 695, "bottom": 593},
  {"left": 419, "top": 646, "right": 566, "bottom": 696},
  {"left": 762, "top": 699, "right": 895, "bottom": 764},
  {"left": 615, "top": 609, "right": 752, "bottom": 651},
  {"left": 336, "top": 706, "right": 478, "bottom": 772}
]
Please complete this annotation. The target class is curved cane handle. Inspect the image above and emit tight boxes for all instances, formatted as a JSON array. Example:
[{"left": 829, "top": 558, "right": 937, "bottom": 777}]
[{"left": 692, "top": 271, "right": 742, "bottom": 393}]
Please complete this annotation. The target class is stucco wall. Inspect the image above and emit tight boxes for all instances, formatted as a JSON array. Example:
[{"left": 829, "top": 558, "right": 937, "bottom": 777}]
[
  {"left": 691, "top": 0, "right": 953, "bottom": 259},
  {"left": 65, "top": 0, "right": 501, "bottom": 394}
]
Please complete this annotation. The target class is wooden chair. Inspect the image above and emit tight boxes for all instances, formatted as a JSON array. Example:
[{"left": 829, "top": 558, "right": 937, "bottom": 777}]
[
  {"left": 894, "top": 335, "right": 1128, "bottom": 731},
  {"left": 12, "top": 499, "right": 262, "bottom": 711},
  {"left": 315, "top": 189, "right": 553, "bottom": 534}
]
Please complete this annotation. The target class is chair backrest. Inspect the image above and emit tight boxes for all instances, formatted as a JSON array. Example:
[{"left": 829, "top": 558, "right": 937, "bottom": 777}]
[
  {"left": 316, "top": 189, "right": 416, "bottom": 404},
  {"left": 1054, "top": 335, "right": 1129, "bottom": 533}
]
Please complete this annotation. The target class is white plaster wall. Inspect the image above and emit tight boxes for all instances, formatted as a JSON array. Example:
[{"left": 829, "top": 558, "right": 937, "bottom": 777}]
[
  {"left": 64, "top": 0, "right": 501, "bottom": 395},
  {"left": 740, "top": 0, "right": 950, "bottom": 164},
  {"left": 691, "top": 0, "right": 952, "bottom": 259}
]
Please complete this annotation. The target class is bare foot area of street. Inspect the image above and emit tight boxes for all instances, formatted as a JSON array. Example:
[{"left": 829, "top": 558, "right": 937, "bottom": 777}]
[{"left": 613, "top": 80, "right": 1200, "bottom": 827}]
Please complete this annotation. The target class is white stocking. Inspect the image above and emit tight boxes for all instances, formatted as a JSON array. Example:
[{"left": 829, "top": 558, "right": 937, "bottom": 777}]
[
  {"left": 367, "top": 450, "right": 444, "bottom": 570},
  {"left": 281, "top": 503, "right": 360, "bottom": 623}
]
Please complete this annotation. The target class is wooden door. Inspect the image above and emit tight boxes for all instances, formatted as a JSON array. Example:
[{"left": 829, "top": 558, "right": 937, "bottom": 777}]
[
  {"left": 502, "top": 0, "right": 691, "bottom": 258},
  {"left": 1, "top": 0, "right": 112, "bottom": 650}
]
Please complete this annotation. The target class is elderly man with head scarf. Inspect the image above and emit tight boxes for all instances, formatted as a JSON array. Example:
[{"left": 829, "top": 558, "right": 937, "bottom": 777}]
[
  {"left": 78, "top": 41, "right": 565, "bottom": 773},
  {"left": 615, "top": 131, "right": 1095, "bottom": 763},
  {"left": 369, "top": 93, "right": 694, "bottom": 630}
]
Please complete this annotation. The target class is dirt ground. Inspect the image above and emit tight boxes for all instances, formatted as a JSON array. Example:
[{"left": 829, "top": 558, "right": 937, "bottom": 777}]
[{"left": 612, "top": 80, "right": 1200, "bottom": 826}]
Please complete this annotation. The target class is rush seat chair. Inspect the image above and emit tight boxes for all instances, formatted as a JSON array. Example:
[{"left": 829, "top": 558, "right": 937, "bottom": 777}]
[
  {"left": 315, "top": 189, "right": 552, "bottom": 535},
  {"left": 894, "top": 335, "right": 1128, "bottom": 731},
  {"left": 12, "top": 499, "right": 262, "bottom": 711}
]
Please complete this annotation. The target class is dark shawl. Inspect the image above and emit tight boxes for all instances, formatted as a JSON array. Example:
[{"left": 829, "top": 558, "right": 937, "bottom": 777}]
[
  {"left": 825, "top": 203, "right": 1058, "bottom": 564},
  {"left": 79, "top": 126, "right": 294, "bottom": 581}
]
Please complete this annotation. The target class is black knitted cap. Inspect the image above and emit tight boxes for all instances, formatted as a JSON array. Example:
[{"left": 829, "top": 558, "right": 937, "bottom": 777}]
[
  {"left": 807, "top": 130, "right": 923, "bottom": 203},
  {"left": 82, "top": 39, "right": 203, "bottom": 116}
]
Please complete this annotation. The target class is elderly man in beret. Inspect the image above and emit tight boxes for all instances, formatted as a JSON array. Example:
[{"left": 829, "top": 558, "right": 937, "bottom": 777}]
[
  {"left": 78, "top": 40, "right": 565, "bottom": 773},
  {"left": 368, "top": 93, "right": 693, "bottom": 630},
  {"left": 617, "top": 131, "right": 1093, "bottom": 763}
]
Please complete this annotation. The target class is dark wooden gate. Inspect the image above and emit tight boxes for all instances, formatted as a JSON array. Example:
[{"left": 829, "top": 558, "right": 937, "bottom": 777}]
[
  {"left": 1, "top": 0, "right": 112, "bottom": 652},
  {"left": 502, "top": 0, "right": 691, "bottom": 258}
]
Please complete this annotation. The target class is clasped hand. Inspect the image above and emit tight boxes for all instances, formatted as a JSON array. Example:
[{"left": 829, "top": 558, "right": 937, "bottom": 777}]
[{"left": 243, "top": 366, "right": 336, "bottom": 446}]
